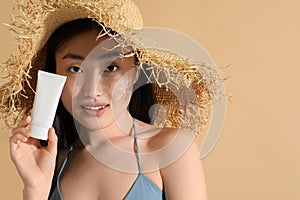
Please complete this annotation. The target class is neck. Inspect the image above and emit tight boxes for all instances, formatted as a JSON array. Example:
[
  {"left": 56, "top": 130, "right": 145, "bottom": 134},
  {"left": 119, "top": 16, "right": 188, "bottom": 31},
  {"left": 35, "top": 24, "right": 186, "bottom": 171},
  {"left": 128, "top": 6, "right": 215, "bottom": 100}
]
[{"left": 77, "top": 110, "right": 134, "bottom": 148}]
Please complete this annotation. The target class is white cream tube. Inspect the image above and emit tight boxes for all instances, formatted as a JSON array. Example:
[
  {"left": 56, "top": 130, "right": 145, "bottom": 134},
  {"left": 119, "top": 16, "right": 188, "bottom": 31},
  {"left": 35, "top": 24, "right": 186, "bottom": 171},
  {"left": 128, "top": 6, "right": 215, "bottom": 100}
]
[{"left": 30, "top": 70, "right": 67, "bottom": 140}]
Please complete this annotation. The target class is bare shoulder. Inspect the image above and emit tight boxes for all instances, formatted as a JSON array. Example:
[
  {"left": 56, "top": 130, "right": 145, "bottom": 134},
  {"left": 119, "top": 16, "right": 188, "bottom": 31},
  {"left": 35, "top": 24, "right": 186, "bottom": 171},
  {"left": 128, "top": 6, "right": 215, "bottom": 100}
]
[
  {"left": 135, "top": 119, "right": 194, "bottom": 153},
  {"left": 149, "top": 127, "right": 195, "bottom": 152},
  {"left": 137, "top": 124, "right": 207, "bottom": 199},
  {"left": 160, "top": 133, "right": 207, "bottom": 199},
  {"left": 136, "top": 120, "right": 196, "bottom": 166}
]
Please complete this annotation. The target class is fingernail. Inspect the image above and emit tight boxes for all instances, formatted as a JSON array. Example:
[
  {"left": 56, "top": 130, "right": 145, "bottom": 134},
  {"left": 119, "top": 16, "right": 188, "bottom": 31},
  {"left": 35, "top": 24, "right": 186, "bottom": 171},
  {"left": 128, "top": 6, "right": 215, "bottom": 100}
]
[{"left": 22, "top": 137, "right": 28, "bottom": 142}]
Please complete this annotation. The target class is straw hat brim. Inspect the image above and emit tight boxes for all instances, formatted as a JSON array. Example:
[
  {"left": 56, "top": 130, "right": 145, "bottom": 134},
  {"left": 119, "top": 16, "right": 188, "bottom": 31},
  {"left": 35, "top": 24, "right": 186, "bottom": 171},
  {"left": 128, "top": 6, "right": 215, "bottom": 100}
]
[{"left": 0, "top": 0, "right": 224, "bottom": 135}]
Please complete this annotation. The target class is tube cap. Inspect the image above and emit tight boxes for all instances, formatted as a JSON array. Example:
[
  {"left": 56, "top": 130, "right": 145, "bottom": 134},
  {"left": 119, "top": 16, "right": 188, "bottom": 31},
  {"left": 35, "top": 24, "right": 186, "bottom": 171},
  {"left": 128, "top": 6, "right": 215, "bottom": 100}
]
[{"left": 30, "top": 124, "right": 49, "bottom": 140}]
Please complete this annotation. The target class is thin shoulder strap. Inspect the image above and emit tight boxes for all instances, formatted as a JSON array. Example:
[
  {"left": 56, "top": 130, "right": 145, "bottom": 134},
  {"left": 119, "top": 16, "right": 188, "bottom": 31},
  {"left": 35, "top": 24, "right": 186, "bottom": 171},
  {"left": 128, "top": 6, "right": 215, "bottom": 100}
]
[
  {"left": 51, "top": 145, "right": 74, "bottom": 200},
  {"left": 57, "top": 145, "right": 74, "bottom": 178},
  {"left": 133, "top": 119, "right": 142, "bottom": 173}
]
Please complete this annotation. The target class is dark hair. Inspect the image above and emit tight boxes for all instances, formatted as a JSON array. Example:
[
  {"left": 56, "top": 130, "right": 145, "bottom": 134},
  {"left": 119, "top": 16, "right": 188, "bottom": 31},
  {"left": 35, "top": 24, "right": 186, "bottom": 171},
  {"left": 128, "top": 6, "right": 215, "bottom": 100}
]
[{"left": 44, "top": 18, "right": 154, "bottom": 149}]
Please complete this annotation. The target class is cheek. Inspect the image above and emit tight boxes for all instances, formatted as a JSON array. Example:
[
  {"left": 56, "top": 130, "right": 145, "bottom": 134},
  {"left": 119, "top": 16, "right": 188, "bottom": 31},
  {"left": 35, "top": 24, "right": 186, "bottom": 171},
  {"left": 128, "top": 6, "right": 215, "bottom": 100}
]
[
  {"left": 100, "top": 75, "right": 119, "bottom": 96},
  {"left": 111, "top": 74, "right": 134, "bottom": 105},
  {"left": 107, "top": 68, "right": 136, "bottom": 94},
  {"left": 60, "top": 80, "right": 75, "bottom": 114}
]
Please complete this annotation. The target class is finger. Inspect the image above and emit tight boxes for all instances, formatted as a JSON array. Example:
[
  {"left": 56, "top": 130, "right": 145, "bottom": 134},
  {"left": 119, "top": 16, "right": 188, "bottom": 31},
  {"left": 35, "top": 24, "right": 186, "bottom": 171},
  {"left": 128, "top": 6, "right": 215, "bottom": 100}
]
[
  {"left": 16, "top": 116, "right": 31, "bottom": 128},
  {"left": 46, "top": 128, "right": 58, "bottom": 155},
  {"left": 12, "top": 116, "right": 32, "bottom": 136},
  {"left": 9, "top": 133, "right": 29, "bottom": 144},
  {"left": 12, "top": 127, "right": 31, "bottom": 138},
  {"left": 9, "top": 130, "right": 31, "bottom": 155},
  {"left": 11, "top": 127, "right": 40, "bottom": 148}
]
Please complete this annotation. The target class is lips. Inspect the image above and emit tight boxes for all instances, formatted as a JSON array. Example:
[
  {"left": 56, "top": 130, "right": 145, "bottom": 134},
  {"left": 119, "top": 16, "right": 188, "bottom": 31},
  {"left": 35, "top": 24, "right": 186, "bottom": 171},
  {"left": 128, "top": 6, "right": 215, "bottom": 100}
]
[
  {"left": 80, "top": 105, "right": 107, "bottom": 110},
  {"left": 79, "top": 103, "right": 109, "bottom": 115}
]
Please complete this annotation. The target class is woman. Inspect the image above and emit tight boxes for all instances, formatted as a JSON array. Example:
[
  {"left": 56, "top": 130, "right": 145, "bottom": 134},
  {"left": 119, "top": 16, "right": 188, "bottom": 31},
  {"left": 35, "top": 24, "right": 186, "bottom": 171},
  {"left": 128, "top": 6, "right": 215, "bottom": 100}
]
[{"left": 1, "top": 0, "right": 218, "bottom": 199}]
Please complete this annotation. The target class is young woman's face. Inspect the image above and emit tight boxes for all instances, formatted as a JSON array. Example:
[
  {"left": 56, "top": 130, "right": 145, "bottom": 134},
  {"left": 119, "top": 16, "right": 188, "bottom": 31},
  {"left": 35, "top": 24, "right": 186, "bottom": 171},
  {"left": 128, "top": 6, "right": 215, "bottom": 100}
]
[{"left": 56, "top": 29, "right": 137, "bottom": 130}]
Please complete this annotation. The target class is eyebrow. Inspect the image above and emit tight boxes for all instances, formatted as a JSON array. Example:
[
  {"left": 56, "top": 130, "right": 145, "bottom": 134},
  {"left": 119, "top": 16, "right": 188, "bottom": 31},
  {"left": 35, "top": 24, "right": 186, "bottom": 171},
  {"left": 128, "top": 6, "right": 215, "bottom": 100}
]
[
  {"left": 62, "top": 51, "right": 133, "bottom": 61},
  {"left": 99, "top": 51, "right": 124, "bottom": 59},
  {"left": 62, "top": 53, "right": 85, "bottom": 60}
]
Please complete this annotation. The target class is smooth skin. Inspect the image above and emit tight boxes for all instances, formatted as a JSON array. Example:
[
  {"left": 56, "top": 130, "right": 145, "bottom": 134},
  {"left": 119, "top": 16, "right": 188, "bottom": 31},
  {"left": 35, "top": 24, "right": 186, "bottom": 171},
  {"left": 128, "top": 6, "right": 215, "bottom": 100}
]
[{"left": 9, "top": 29, "right": 208, "bottom": 200}]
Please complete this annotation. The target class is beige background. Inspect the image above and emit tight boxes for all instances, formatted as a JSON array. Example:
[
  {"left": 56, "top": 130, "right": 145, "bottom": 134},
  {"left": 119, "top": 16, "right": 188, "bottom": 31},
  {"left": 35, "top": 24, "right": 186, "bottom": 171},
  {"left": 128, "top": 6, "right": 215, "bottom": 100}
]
[{"left": 1, "top": 0, "right": 299, "bottom": 199}]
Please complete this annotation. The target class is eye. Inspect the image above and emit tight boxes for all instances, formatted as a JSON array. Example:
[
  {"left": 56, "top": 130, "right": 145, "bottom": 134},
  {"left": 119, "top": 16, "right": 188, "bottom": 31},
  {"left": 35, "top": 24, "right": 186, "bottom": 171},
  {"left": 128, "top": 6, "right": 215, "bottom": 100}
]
[
  {"left": 105, "top": 65, "right": 119, "bottom": 72},
  {"left": 69, "top": 66, "right": 83, "bottom": 73}
]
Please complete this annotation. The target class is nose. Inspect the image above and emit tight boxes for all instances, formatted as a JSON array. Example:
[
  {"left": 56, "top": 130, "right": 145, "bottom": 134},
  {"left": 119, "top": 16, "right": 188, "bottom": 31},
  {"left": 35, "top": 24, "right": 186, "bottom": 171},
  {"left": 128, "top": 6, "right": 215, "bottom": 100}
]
[{"left": 82, "top": 72, "right": 103, "bottom": 98}]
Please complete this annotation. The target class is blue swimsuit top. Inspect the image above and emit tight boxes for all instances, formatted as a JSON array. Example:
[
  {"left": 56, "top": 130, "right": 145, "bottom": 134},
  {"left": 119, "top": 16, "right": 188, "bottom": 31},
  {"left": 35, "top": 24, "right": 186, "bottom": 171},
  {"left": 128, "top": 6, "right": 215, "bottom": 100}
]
[{"left": 49, "top": 120, "right": 165, "bottom": 200}]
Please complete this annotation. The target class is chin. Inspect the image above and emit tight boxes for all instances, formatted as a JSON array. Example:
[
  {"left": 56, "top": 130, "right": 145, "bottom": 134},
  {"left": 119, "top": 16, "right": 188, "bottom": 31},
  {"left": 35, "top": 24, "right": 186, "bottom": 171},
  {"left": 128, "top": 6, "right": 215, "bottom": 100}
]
[{"left": 73, "top": 109, "right": 115, "bottom": 130}]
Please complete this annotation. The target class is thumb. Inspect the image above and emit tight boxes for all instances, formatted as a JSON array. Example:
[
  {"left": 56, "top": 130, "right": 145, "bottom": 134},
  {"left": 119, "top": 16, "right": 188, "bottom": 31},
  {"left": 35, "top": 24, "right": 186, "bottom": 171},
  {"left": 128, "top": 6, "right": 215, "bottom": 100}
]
[{"left": 46, "top": 128, "right": 58, "bottom": 155}]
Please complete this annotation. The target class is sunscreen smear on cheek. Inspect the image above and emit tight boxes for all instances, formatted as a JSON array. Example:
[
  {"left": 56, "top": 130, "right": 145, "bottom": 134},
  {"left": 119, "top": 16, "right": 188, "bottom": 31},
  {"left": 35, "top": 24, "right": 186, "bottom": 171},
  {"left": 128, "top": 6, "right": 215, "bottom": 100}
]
[{"left": 30, "top": 70, "right": 67, "bottom": 140}]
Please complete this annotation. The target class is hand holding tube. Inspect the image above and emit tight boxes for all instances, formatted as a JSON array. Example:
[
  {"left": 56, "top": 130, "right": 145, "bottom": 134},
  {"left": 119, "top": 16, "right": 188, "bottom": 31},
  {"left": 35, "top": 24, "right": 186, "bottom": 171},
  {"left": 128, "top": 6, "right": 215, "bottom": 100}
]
[{"left": 9, "top": 116, "right": 58, "bottom": 200}]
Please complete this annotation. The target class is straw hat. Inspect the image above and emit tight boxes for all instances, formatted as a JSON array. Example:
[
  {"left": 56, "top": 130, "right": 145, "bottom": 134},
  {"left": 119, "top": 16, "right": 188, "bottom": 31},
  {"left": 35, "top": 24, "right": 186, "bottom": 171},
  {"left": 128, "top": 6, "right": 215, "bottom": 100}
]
[{"left": 0, "top": 0, "right": 224, "bottom": 135}]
